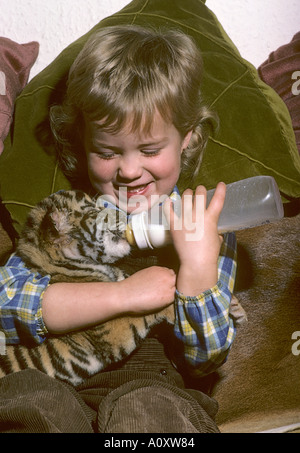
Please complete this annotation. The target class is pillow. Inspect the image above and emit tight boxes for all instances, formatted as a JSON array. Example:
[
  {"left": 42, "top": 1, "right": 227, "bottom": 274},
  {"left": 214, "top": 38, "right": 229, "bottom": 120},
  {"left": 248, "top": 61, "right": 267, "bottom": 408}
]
[
  {"left": 0, "top": 38, "right": 39, "bottom": 155},
  {"left": 1, "top": 0, "right": 300, "bottom": 236},
  {"left": 258, "top": 32, "right": 300, "bottom": 156}
]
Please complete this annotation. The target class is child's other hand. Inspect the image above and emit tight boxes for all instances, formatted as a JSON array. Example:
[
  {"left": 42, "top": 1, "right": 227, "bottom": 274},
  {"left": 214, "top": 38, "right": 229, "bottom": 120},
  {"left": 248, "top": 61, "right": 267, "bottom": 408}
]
[{"left": 165, "top": 183, "right": 226, "bottom": 296}]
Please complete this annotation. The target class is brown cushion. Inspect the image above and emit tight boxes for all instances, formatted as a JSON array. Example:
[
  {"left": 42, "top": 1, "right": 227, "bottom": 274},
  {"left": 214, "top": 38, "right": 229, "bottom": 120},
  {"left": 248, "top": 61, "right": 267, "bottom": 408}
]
[{"left": 0, "top": 38, "right": 39, "bottom": 154}]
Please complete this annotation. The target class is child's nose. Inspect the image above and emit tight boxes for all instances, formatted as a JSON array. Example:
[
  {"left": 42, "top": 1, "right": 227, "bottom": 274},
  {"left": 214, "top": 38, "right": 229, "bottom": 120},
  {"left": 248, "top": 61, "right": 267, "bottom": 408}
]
[{"left": 118, "top": 154, "right": 143, "bottom": 180}]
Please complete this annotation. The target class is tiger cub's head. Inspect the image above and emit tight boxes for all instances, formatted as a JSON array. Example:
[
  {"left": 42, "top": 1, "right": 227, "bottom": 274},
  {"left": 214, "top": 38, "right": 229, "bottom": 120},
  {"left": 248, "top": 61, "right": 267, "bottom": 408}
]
[{"left": 17, "top": 190, "right": 131, "bottom": 269}]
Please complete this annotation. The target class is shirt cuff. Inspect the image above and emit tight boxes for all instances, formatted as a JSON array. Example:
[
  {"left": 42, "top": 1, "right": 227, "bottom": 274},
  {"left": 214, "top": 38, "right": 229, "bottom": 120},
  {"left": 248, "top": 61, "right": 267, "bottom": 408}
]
[
  {"left": 175, "top": 281, "right": 224, "bottom": 304},
  {"left": 35, "top": 287, "right": 49, "bottom": 340}
]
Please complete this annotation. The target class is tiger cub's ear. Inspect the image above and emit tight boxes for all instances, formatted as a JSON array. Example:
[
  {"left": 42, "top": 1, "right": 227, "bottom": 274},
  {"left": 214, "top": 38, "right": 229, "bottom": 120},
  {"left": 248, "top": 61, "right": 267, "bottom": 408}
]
[{"left": 40, "top": 208, "right": 72, "bottom": 247}]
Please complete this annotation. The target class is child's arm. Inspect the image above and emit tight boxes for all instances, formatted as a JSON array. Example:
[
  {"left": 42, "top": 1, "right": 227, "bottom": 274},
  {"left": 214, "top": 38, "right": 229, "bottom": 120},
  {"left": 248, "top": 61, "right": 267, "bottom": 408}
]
[
  {"left": 173, "top": 232, "right": 237, "bottom": 376},
  {"left": 166, "top": 183, "right": 237, "bottom": 375},
  {"left": 42, "top": 266, "right": 176, "bottom": 334},
  {"left": 0, "top": 255, "right": 176, "bottom": 343}
]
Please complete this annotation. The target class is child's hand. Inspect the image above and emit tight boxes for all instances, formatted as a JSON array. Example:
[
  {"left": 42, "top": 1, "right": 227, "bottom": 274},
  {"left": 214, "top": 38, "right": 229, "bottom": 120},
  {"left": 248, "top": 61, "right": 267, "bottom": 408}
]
[
  {"left": 165, "top": 183, "right": 226, "bottom": 296},
  {"left": 120, "top": 266, "right": 176, "bottom": 315}
]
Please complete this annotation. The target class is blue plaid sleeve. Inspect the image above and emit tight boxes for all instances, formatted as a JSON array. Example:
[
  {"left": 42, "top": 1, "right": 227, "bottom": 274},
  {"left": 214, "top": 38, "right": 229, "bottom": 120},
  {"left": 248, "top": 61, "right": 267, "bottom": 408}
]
[
  {"left": 173, "top": 232, "right": 237, "bottom": 376},
  {"left": 0, "top": 254, "right": 50, "bottom": 345}
]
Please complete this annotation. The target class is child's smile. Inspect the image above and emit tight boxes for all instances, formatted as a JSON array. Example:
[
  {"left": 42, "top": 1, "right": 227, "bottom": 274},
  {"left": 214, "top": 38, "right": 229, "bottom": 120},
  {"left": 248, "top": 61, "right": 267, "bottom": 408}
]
[{"left": 84, "top": 112, "right": 192, "bottom": 213}]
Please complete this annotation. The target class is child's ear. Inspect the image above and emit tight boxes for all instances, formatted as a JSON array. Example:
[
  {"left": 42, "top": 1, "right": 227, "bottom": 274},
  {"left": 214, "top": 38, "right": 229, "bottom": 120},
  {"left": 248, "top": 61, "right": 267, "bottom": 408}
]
[{"left": 182, "top": 130, "right": 193, "bottom": 151}]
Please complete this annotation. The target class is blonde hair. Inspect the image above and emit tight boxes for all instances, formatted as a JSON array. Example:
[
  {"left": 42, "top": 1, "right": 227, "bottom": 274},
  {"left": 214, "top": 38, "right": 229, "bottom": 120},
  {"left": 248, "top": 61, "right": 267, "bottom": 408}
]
[{"left": 50, "top": 25, "right": 217, "bottom": 187}]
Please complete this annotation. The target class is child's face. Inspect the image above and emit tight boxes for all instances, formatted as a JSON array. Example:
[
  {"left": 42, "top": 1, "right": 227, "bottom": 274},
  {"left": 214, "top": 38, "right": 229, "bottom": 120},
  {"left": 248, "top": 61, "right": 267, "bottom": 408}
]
[{"left": 84, "top": 112, "right": 192, "bottom": 213}]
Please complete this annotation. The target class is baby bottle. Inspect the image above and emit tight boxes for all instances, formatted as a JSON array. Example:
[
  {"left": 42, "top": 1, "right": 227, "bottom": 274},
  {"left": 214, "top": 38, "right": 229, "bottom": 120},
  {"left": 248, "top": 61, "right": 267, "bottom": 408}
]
[{"left": 125, "top": 175, "right": 284, "bottom": 250}]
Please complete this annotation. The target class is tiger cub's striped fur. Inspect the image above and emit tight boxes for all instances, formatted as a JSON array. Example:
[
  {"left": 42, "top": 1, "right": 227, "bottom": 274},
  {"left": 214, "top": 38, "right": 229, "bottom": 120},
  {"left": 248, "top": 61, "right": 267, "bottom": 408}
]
[{"left": 0, "top": 190, "right": 174, "bottom": 386}]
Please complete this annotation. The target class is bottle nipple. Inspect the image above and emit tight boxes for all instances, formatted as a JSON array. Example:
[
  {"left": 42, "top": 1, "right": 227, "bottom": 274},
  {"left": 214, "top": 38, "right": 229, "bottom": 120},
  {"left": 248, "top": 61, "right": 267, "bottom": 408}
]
[{"left": 125, "top": 224, "right": 137, "bottom": 247}]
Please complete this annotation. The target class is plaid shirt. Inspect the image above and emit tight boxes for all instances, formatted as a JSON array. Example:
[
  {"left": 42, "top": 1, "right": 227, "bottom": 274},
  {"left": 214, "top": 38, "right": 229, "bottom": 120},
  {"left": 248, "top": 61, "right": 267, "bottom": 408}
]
[
  {"left": 0, "top": 191, "right": 237, "bottom": 375},
  {"left": 0, "top": 233, "right": 237, "bottom": 375},
  {"left": 0, "top": 254, "right": 50, "bottom": 344},
  {"left": 174, "top": 232, "right": 237, "bottom": 376}
]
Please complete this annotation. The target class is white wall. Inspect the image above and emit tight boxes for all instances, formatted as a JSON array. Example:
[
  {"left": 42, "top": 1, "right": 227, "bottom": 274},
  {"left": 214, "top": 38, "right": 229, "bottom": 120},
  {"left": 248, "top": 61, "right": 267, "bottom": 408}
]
[
  {"left": 0, "top": 0, "right": 299, "bottom": 80},
  {"left": 206, "top": 0, "right": 300, "bottom": 66}
]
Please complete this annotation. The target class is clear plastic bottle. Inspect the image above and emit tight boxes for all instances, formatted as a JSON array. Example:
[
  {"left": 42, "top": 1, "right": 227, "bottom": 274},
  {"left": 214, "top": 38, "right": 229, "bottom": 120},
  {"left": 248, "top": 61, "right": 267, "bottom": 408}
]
[{"left": 126, "top": 176, "right": 284, "bottom": 249}]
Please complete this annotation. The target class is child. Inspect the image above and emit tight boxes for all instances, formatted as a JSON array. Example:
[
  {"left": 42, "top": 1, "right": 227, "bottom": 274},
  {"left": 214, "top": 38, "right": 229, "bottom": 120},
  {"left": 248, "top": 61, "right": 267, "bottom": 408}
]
[{"left": 0, "top": 25, "right": 237, "bottom": 432}]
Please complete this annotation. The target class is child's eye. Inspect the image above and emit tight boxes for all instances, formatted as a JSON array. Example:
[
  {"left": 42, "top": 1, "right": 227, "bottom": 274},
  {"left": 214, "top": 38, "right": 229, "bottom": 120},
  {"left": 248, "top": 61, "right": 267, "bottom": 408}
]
[
  {"left": 142, "top": 149, "right": 160, "bottom": 156},
  {"left": 98, "top": 153, "right": 115, "bottom": 160},
  {"left": 93, "top": 150, "right": 116, "bottom": 160}
]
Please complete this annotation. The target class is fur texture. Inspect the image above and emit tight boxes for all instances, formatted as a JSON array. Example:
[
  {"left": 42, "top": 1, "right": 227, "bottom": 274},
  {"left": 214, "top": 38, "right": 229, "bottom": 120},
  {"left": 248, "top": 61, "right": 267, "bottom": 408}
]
[
  {"left": 213, "top": 213, "right": 300, "bottom": 432},
  {"left": 0, "top": 190, "right": 174, "bottom": 386}
]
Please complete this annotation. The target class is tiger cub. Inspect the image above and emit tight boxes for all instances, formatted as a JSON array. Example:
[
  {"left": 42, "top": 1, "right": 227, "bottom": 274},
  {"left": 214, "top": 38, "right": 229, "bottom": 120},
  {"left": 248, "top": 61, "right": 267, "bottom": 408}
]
[{"left": 0, "top": 190, "right": 174, "bottom": 386}]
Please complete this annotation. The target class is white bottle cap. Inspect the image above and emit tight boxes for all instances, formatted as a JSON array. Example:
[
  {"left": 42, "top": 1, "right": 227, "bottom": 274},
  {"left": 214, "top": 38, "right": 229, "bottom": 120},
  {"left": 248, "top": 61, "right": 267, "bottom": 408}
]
[{"left": 130, "top": 211, "right": 153, "bottom": 249}]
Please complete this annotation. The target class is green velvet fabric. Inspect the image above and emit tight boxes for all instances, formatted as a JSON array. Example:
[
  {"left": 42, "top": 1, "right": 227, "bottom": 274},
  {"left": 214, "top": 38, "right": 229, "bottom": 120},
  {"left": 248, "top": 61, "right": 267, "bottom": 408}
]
[{"left": 1, "top": 0, "right": 300, "bottom": 235}]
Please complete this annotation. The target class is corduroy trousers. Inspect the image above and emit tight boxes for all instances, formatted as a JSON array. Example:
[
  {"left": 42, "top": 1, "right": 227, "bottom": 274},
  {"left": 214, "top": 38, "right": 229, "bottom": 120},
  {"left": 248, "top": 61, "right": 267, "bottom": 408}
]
[{"left": 0, "top": 338, "right": 220, "bottom": 433}]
